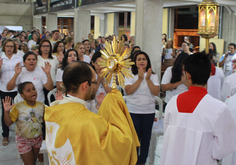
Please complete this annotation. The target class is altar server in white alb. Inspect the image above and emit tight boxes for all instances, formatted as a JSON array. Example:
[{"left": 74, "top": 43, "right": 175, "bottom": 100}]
[
  {"left": 222, "top": 93, "right": 236, "bottom": 165},
  {"left": 161, "top": 52, "right": 236, "bottom": 165}
]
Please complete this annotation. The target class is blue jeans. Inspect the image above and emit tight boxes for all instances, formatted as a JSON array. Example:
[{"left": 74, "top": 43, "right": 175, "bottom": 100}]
[{"left": 130, "top": 113, "right": 155, "bottom": 164}]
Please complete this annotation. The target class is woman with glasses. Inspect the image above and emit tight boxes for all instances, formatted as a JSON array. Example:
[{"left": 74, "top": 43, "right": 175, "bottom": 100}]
[
  {"left": 52, "top": 41, "right": 65, "bottom": 64},
  {"left": 56, "top": 49, "right": 79, "bottom": 91},
  {"left": 37, "top": 40, "right": 59, "bottom": 106},
  {"left": 182, "top": 41, "right": 192, "bottom": 55},
  {"left": 0, "top": 39, "right": 23, "bottom": 146}
]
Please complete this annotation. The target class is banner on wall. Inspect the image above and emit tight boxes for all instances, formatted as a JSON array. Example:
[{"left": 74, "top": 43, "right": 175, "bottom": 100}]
[
  {"left": 78, "top": 0, "right": 121, "bottom": 7},
  {"left": 34, "top": 0, "right": 48, "bottom": 15},
  {"left": 48, "top": 0, "right": 76, "bottom": 12}
]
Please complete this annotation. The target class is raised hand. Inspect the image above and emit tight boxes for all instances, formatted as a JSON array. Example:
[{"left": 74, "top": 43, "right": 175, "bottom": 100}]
[
  {"left": 96, "top": 92, "right": 105, "bottom": 105},
  {"left": 42, "top": 62, "right": 51, "bottom": 75},
  {"left": 138, "top": 68, "right": 144, "bottom": 80},
  {"left": 145, "top": 68, "right": 152, "bottom": 80},
  {"left": 57, "top": 51, "right": 64, "bottom": 63},
  {"left": 2, "top": 96, "right": 15, "bottom": 112},
  {"left": 97, "top": 72, "right": 104, "bottom": 84},
  {"left": 55, "top": 90, "right": 64, "bottom": 100},
  {"left": 15, "top": 62, "right": 22, "bottom": 75}
]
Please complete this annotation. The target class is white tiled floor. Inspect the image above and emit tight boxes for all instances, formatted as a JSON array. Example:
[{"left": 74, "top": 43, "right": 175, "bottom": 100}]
[{"left": 0, "top": 125, "right": 163, "bottom": 165}]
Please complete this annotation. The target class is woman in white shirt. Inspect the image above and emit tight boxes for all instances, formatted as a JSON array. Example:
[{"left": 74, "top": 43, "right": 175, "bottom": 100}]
[
  {"left": 74, "top": 42, "right": 91, "bottom": 64},
  {"left": 28, "top": 32, "right": 39, "bottom": 51},
  {"left": 0, "top": 39, "right": 23, "bottom": 145},
  {"left": 83, "top": 39, "right": 94, "bottom": 58},
  {"left": 56, "top": 49, "right": 79, "bottom": 91},
  {"left": 7, "top": 51, "right": 54, "bottom": 104},
  {"left": 125, "top": 51, "right": 160, "bottom": 165},
  {"left": 91, "top": 51, "right": 112, "bottom": 97},
  {"left": 162, "top": 39, "right": 175, "bottom": 59},
  {"left": 161, "top": 52, "right": 189, "bottom": 106},
  {"left": 37, "top": 39, "right": 59, "bottom": 105}
]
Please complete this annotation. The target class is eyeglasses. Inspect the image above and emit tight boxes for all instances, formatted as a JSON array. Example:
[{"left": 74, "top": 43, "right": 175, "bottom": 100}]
[
  {"left": 182, "top": 45, "right": 187, "bottom": 47},
  {"left": 78, "top": 80, "right": 97, "bottom": 86},
  {"left": 42, "top": 45, "right": 50, "bottom": 48},
  {"left": 58, "top": 46, "right": 64, "bottom": 48},
  {"left": 5, "top": 45, "right": 14, "bottom": 48}
]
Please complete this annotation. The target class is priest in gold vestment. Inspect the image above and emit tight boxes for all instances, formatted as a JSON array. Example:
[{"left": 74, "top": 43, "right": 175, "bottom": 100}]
[{"left": 45, "top": 61, "right": 140, "bottom": 165}]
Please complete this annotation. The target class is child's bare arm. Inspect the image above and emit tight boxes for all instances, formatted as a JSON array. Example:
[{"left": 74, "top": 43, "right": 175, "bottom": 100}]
[{"left": 2, "top": 96, "right": 14, "bottom": 126}]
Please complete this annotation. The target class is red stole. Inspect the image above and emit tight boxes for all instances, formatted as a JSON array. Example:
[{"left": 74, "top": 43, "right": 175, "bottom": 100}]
[{"left": 177, "top": 86, "right": 208, "bottom": 113}]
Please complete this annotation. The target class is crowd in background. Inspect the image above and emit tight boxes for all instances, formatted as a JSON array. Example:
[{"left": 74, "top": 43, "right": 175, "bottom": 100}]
[{"left": 1, "top": 27, "right": 236, "bottom": 165}]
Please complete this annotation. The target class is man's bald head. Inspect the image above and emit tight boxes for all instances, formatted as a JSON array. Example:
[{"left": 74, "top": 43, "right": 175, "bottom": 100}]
[{"left": 63, "top": 61, "right": 93, "bottom": 94}]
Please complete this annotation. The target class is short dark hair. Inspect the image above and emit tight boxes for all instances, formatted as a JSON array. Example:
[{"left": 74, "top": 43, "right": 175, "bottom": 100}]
[
  {"left": 18, "top": 82, "right": 34, "bottom": 94},
  {"left": 52, "top": 41, "right": 65, "bottom": 54},
  {"left": 23, "top": 51, "right": 37, "bottom": 62},
  {"left": 2, "top": 39, "right": 17, "bottom": 54},
  {"left": 60, "top": 49, "right": 79, "bottom": 70},
  {"left": 132, "top": 51, "right": 153, "bottom": 75},
  {"left": 182, "top": 41, "right": 190, "bottom": 46},
  {"left": 130, "top": 46, "right": 141, "bottom": 61},
  {"left": 63, "top": 61, "right": 93, "bottom": 94},
  {"left": 229, "top": 43, "right": 236, "bottom": 49},
  {"left": 38, "top": 39, "right": 53, "bottom": 59},
  {"left": 52, "top": 30, "right": 59, "bottom": 34},
  {"left": 183, "top": 52, "right": 211, "bottom": 86},
  {"left": 170, "top": 52, "right": 189, "bottom": 83}
]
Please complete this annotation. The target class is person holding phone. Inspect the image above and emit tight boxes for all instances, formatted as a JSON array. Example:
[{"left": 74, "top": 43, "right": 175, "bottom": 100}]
[{"left": 219, "top": 43, "right": 236, "bottom": 77}]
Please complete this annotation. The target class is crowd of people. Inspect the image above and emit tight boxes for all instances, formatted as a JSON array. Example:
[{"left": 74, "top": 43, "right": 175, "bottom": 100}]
[{"left": 0, "top": 27, "right": 236, "bottom": 165}]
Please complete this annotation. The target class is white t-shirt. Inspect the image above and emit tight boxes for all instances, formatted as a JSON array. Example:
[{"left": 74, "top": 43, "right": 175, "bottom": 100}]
[
  {"left": 28, "top": 40, "right": 36, "bottom": 51},
  {"left": 161, "top": 66, "right": 188, "bottom": 103},
  {"left": 15, "top": 50, "right": 24, "bottom": 58},
  {"left": 219, "top": 53, "right": 236, "bottom": 77},
  {"left": 164, "top": 48, "right": 173, "bottom": 59},
  {"left": 125, "top": 73, "right": 159, "bottom": 114},
  {"left": 83, "top": 55, "right": 91, "bottom": 63},
  {"left": 37, "top": 55, "right": 59, "bottom": 86},
  {"left": 16, "top": 67, "right": 47, "bottom": 103},
  {"left": 0, "top": 53, "right": 23, "bottom": 92},
  {"left": 56, "top": 68, "right": 64, "bottom": 82}
]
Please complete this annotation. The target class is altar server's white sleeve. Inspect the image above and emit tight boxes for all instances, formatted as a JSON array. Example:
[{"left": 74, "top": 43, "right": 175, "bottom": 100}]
[
  {"left": 212, "top": 107, "right": 236, "bottom": 160},
  {"left": 221, "top": 81, "right": 231, "bottom": 101}
]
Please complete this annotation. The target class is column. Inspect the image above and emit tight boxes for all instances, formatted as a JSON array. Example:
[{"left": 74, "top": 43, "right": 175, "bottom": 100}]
[
  {"left": 33, "top": 16, "right": 42, "bottom": 33},
  {"left": 168, "top": 8, "right": 175, "bottom": 40},
  {"left": 100, "top": 14, "right": 105, "bottom": 37},
  {"left": 46, "top": 13, "right": 57, "bottom": 32},
  {"left": 135, "top": 0, "right": 163, "bottom": 79},
  {"left": 94, "top": 15, "right": 101, "bottom": 39},
  {"left": 114, "top": 13, "right": 119, "bottom": 36},
  {"left": 105, "top": 13, "right": 114, "bottom": 36},
  {"left": 74, "top": 9, "right": 91, "bottom": 43},
  {"left": 130, "top": 11, "right": 136, "bottom": 37}
]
